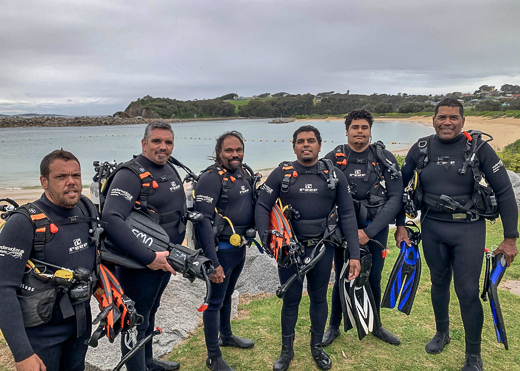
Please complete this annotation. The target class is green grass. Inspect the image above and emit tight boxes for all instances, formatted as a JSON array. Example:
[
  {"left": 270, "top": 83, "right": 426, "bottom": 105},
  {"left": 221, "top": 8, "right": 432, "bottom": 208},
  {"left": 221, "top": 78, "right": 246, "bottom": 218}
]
[
  {"left": 168, "top": 217, "right": 520, "bottom": 370},
  {"left": 225, "top": 98, "right": 275, "bottom": 114}
]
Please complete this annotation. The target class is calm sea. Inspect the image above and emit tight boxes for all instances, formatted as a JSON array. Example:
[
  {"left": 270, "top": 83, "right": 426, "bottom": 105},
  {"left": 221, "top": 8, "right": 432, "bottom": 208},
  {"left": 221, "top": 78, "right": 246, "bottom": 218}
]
[{"left": 0, "top": 118, "right": 434, "bottom": 188}]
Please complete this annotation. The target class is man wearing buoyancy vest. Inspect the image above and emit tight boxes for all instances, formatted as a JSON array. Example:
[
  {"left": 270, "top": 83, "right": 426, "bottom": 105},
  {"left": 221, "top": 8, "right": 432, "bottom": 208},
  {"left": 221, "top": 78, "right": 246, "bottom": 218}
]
[
  {"left": 395, "top": 98, "right": 518, "bottom": 371},
  {"left": 102, "top": 122, "right": 183, "bottom": 371},
  {"left": 194, "top": 131, "right": 255, "bottom": 371},
  {"left": 255, "top": 125, "right": 361, "bottom": 371},
  {"left": 323, "top": 109, "right": 403, "bottom": 346},
  {"left": 0, "top": 150, "right": 97, "bottom": 371}
]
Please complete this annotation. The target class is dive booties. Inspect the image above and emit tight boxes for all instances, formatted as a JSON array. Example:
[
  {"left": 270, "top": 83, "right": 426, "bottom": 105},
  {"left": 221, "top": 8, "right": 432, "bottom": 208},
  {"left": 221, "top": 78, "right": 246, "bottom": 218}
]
[
  {"left": 461, "top": 353, "right": 483, "bottom": 371},
  {"left": 310, "top": 330, "right": 332, "bottom": 370},
  {"left": 322, "top": 326, "right": 341, "bottom": 347},
  {"left": 425, "top": 332, "right": 451, "bottom": 354},
  {"left": 372, "top": 327, "right": 401, "bottom": 346},
  {"left": 146, "top": 358, "right": 180, "bottom": 371},
  {"left": 206, "top": 356, "right": 233, "bottom": 371},
  {"left": 219, "top": 334, "right": 255, "bottom": 349},
  {"left": 273, "top": 334, "right": 294, "bottom": 371}
]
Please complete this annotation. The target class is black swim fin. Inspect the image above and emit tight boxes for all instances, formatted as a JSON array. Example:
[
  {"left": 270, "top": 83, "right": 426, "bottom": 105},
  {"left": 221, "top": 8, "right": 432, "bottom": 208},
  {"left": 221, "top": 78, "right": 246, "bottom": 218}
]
[
  {"left": 481, "top": 250, "right": 508, "bottom": 350},
  {"left": 381, "top": 222, "right": 421, "bottom": 315},
  {"left": 339, "top": 246, "right": 381, "bottom": 340}
]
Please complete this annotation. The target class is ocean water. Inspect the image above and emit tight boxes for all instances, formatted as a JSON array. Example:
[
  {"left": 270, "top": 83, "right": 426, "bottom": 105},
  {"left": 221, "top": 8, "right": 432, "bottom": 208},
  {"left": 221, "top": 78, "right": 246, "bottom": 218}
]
[{"left": 0, "top": 118, "right": 434, "bottom": 188}]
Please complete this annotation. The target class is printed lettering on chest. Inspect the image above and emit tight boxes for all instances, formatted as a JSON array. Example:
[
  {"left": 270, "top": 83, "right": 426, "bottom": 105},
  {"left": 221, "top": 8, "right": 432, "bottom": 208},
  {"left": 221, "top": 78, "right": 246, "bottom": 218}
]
[
  {"left": 349, "top": 169, "right": 366, "bottom": 178},
  {"left": 435, "top": 156, "right": 456, "bottom": 169},
  {"left": 69, "top": 238, "right": 89, "bottom": 254},
  {"left": 169, "top": 180, "right": 181, "bottom": 192},
  {"left": 299, "top": 183, "right": 318, "bottom": 194},
  {"left": 0, "top": 245, "right": 24, "bottom": 259},
  {"left": 239, "top": 185, "right": 250, "bottom": 195}
]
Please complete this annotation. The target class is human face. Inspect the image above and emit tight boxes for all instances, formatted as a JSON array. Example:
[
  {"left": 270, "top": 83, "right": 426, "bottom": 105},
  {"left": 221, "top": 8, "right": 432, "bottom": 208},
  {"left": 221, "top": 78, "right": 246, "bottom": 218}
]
[
  {"left": 218, "top": 136, "right": 244, "bottom": 170},
  {"left": 141, "top": 128, "right": 174, "bottom": 165},
  {"left": 40, "top": 159, "right": 82, "bottom": 209},
  {"left": 346, "top": 119, "right": 371, "bottom": 150},
  {"left": 433, "top": 106, "right": 465, "bottom": 141},
  {"left": 293, "top": 131, "right": 321, "bottom": 165}
]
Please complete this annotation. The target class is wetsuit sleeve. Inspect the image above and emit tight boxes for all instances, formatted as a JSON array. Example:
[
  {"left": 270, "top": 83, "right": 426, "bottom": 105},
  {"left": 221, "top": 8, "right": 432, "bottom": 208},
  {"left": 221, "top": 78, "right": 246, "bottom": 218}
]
[
  {"left": 478, "top": 144, "right": 519, "bottom": 238},
  {"left": 396, "top": 144, "right": 419, "bottom": 226},
  {"left": 102, "top": 168, "right": 156, "bottom": 265},
  {"left": 365, "top": 151, "right": 403, "bottom": 238},
  {"left": 0, "top": 214, "right": 37, "bottom": 362},
  {"left": 194, "top": 172, "right": 224, "bottom": 267},
  {"left": 254, "top": 167, "right": 283, "bottom": 247},
  {"left": 335, "top": 170, "right": 360, "bottom": 259}
]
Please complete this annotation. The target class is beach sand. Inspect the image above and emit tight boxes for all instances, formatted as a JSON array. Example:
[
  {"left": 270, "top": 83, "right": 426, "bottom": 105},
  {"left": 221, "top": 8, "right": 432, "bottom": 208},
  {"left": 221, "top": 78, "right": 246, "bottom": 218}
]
[{"left": 2, "top": 116, "right": 519, "bottom": 204}]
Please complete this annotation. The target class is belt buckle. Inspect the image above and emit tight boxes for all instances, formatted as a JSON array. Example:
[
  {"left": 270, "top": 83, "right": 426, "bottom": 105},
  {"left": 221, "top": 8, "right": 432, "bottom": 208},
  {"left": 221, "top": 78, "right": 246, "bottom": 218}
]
[{"left": 451, "top": 213, "right": 466, "bottom": 220}]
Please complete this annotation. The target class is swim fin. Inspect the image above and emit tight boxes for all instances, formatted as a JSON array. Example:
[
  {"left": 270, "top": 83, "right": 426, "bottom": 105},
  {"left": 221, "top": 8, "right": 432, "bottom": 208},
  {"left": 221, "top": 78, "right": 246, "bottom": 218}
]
[
  {"left": 381, "top": 222, "right": 421, "bottom": 315},
  {"left": 339, "top": 246, "right": 381, "bottom": 340},
  {"left": 481, "top": 250, "right": 508, "bottom": 350}
]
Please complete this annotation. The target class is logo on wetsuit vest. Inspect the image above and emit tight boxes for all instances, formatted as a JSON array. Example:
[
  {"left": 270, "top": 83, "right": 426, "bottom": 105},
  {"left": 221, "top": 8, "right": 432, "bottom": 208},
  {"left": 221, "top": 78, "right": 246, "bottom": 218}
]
[
  {"left": 170, "top": 181, "right": 181, "bottom": 192},
  {"left": 132, "top": 228, "right": 153, "bottom": 247},
  {"left": 349, "top": 169, "right": 365, "bottom": 178},
  {"left": 19, "top": 282, "right": 35, "bottom": 292},
  {"left": 0, "top": 245, "right": 24, "bottom": 259},
  {"left": 110, "top": 188, "right": 133, "bottom": 202},
  {"left": 299, "top": 184, "right": 318, "bottom": 193},
  {"left": 239, "top": 185, "right": 250, "bottom": 195},
  {"left": 69, "top": 238, "right": 89, "bottom": 254}
]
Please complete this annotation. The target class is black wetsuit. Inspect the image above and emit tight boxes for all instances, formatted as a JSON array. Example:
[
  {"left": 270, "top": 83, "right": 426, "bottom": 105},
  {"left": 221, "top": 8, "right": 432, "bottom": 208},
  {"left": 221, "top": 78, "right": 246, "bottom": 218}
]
[
  {"left": 194, "top": 165, "right": 254, "bottom": 359},
  {"left": 102, "top": 155, "right": 186, "bottom": 371},
  {"left": 324, "top": 145, "right": 403, "bottom": 328},
  {"left": 255, "top": 160, "right": 360, "bottom": 342},
  {"left": 397, "top": 133, "right": 519, "bottom": 354},
  {"left": 0, "top": 194, "right": 96, "bottom": 371}
]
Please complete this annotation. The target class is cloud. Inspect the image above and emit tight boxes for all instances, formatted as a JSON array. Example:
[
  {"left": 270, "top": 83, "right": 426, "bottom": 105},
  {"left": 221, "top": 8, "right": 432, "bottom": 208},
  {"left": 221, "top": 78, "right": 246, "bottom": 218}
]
[{"left": 1, "top": 0, "right": 519, "bottom": 115}]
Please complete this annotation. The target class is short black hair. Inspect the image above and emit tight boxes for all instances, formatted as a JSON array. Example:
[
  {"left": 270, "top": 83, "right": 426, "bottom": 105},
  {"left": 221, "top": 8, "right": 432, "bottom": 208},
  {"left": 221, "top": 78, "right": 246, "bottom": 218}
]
[
  {"left": 214, "top": 130, "right": 245, "bottom": 166},
  {"left": 40, "top": 149, "right": 81, "bottom": 179},
  {"left": 434, "top": 97, "right": 464, "bottom": 117},
  {"left": 344, "top": 108, "right": 374, "bottom": 130},
  {"left": 292, "top": 125, "right": 322, "bottom": 146},
  {"left": 143, "top": 121, "right": 174, "bottom": 141}
]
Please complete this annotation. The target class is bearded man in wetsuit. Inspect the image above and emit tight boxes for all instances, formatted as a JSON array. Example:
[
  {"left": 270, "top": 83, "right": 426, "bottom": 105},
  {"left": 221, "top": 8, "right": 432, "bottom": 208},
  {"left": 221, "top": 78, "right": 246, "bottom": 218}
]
[
  {"left": 255, "top": 125, "right": 361, "bottom": 371},
  {"left": 0, "top": 150, "right": 98, "bottom": 371},
  {"left": 323, "top": 108, "right": 403, "bottom": 346},
  {"left": 395, "top": 98, "right": 518, "bottom": 371},
  {"left": 102, "top": 122, "right": 183, "bottom": 371},
  {"left": 194, "top": 131, "right": 256, "bottom": 371}
]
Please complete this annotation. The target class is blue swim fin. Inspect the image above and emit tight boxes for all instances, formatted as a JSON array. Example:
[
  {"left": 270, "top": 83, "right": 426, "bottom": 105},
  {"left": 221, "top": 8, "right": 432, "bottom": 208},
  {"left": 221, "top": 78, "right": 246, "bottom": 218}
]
[{"left": 381, "top": 222, "right": 421, "bottom": 315}]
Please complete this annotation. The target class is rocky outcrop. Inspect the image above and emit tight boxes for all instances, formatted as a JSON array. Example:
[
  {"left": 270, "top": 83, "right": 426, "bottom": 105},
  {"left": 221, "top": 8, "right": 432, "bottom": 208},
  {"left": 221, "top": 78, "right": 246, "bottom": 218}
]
[
  {"left": 125, "top": 101, "right": 161, "bottom": 119},
  {"left": 507, "top": 170, "right": 520, "bottom": 207}
]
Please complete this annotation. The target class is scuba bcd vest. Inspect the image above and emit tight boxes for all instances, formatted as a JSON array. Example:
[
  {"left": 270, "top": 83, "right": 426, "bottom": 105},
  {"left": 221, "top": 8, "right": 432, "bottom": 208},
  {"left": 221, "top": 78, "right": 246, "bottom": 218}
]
[
  {"left": 333, "top": 142, "right": 402, "bottom": 225},
  {"left": 403, "top": 130, "right": 499, "bottom": 221}
]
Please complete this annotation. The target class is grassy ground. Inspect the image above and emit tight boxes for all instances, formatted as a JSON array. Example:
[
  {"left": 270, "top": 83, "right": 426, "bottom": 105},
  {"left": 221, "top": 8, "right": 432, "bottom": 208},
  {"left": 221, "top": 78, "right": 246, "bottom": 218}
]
[{"left": 168, "top": 217, "right": 520, "bottom": 370}]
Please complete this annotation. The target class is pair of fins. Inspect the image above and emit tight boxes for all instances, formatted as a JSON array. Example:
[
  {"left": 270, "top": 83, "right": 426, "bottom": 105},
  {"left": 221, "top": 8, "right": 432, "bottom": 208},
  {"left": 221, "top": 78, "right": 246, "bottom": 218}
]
[
  {"left": 481, "top": 249, "right": 508, "bottom": 350},
  {"left": 339, "top": 245, "right": 381, "bottom": 340},
  {"left": 381, "top": 222, "right": 422, "bottom": 315}
]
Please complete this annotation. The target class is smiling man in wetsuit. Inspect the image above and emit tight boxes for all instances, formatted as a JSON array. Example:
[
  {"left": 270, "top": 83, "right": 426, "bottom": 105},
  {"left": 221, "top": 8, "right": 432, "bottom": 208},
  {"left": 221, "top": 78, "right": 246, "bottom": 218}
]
[
  {"left": 255, "top": 125, "right": 361, "bottom": 371},
  {"left": 395, "top": 98, "right": 518, "bottom": 371}
]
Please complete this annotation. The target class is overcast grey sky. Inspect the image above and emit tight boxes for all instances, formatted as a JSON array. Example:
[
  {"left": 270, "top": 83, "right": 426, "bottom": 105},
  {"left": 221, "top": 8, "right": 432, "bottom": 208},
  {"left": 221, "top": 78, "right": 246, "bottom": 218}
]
[{"left": 1, "top": 0, "right": 519, "bottom": 116}]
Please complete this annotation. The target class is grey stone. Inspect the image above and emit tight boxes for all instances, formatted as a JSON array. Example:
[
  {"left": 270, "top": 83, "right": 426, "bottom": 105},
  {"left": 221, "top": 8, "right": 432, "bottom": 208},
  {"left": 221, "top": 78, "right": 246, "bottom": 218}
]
[{"left": 507, "top": 170, "right": 520, "bottom": 208}]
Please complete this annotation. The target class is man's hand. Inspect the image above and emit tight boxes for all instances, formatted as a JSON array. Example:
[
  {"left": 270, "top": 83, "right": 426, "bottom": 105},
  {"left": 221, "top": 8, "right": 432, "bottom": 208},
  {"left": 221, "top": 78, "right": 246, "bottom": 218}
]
[
  {"left": 210, "top": 265, "right": 225, "bottom": 283},
  {"left": 348, "top": 259, "right": 361, "bottom": 280},
  {"left": 16, "top": 354, "right": 46, "bottom": 371},
  {"left": 394, "top": 226, "right": 410, "bottom": 247},
  {"left": 146, "top": 251, "right": 176, "bottom": 274},
  {"left": 358, "top": 229, "right": 369, "bottom": 245},
  {"left": 494, "top": 238, "right": 518, "bottom": 267}
]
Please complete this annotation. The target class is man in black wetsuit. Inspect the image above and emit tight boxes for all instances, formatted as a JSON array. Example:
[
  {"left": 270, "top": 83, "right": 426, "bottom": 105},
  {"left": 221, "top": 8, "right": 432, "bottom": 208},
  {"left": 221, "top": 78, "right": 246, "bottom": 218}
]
[
  {"left": 395, "top": 98, "right": 518, "bottom": 371},
  {"left": 0, "top": 150, "right": 97, "bottom": 371},
  {"left": 102, "top": 122, "right": 183, "bottom": 371},
  {"left": 255, "top": 125, "right": 361, "bottom": 371},
  {"left": 194, "top": 131, "right": 255, "bottom": 371},
  {"left": 323, "top": 108, "right": 403, "bottom": 346}
]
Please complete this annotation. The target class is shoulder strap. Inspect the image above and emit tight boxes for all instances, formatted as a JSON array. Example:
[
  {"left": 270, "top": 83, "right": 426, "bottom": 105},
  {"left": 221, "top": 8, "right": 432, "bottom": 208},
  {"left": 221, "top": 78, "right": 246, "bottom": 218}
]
[
  {"left": 203, "top": 164, "right": 236, "bottom": 203},
  {"left": 333, "top": 144, "right": 348, "bottom": 170},
  {"left": 371, "top": 141, "right": 402, "bottom": 179},
  {"left": 279, "top": 161, "right": 296, "bottom": 193},
  {"left": 416, "top": 135, "right": 434, "bottom": 172},
  {"left": 318, "top": 158, "right": 339, "bottom": 190}
]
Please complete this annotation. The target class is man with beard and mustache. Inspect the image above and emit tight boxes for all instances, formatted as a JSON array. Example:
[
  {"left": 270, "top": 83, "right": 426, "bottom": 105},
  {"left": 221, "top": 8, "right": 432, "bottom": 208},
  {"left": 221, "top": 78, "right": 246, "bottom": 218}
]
[
  {"left": 255, "top": 125, "right": 360, "bottom": 371},
  {"left": 0, "top": 150, "right": 99, "bottom": 371},
  {"left": 194, "top": 131, "right": 256, "bottom": 371},
  {"left": 395, "top": 98, "right": 518, "bottom": 371},
  {"left": 102, "top": 122, "right": 183, "bottom": 371},
  {"left": 322, "top": 109, "right": 403, "bottom": 346}
]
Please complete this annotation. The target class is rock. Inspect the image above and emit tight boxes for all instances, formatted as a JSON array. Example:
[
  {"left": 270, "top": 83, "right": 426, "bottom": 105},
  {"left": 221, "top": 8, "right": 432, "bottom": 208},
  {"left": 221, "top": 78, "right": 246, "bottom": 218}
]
[
  {"left": 507, "top": 170, "right": 520, "bottom": 208},
  {"left": 235, "top": 246, "right": 279, "bottom": 295}
]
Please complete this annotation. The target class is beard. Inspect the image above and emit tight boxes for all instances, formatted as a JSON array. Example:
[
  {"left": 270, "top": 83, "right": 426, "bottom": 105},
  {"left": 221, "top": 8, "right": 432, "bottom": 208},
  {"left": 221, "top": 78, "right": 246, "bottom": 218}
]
[
  {"left": 301, "top": 156, "right": 313, "bottom": 163},
  {"left": 48, "top": 187, "right": 81, "bottom": 209},
  {"left": 227, "top": 157, "right": 242, "bottom": 170}
]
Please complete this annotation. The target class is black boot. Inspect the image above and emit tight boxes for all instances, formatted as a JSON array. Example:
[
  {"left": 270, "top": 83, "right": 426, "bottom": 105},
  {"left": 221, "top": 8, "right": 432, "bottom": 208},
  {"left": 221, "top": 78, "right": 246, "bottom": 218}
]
[
  {"left": 461, "top": 353, "right": 483, "bottom": 371},
  {"left": 310, "top": 330, "right": 331, "bottom": 370},
  {"left": 273, "top": 334, "right": 294, "bottom": 371},
  {"left": 372, "top": 327, "right": 401, "bottom": 346},
  {"left": 206, "top": 356, "right": 234, "bottom": 371},
  {"left": 425, "top": 332, "right": 451, "bottom": 354},
  {"left": 146, "top": 358, "right": 180, "bottom": 371},
  {"left": 219, "top": 334, "right": 255, "bottom": 349},
  {"left": 322, "top": 326, "right": 340, "bottom": 347}
]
